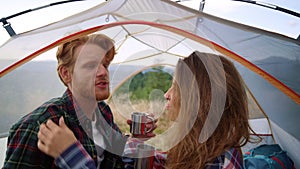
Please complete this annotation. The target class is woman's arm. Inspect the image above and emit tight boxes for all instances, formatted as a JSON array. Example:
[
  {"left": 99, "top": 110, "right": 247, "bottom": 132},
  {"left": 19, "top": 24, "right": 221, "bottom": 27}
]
[
  {"left": 55, "top": 140, "right": 96, "bottom": 169},
  {"left": 37, "top": 117, "right": 97, "bottom": 169}
]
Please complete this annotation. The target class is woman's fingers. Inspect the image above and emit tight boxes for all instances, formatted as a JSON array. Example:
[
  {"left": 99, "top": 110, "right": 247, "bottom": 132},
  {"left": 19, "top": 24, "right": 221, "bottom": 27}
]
[
  {"left": 37, "top": 117, "right": 76, "bottom": 158},
  {"left": 37, "top": 138, "right": 53, "bottom": 156},
  {"left": 146, "top": 123, "right": 157, "bottom": 132},
  {"left": 38, "top": 123, "right": 51, "bottom": 144},
  {"left": 38, "top": 119, "right": 61, "bottom": 145},
  {"left": 37, "top": 137, "right": 59, "bottom": 158},
  {"left": 37, "top": 139, "right": 46, "bottom": 153},
  {"left": 46, "top": 119, "right": 59, "bottom": 132}
]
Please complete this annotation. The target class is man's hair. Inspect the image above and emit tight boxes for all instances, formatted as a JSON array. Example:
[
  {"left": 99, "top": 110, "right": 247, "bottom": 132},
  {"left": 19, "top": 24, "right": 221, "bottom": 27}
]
[{"left": 56, "top": 34, "right": 115, "bottom": 86}]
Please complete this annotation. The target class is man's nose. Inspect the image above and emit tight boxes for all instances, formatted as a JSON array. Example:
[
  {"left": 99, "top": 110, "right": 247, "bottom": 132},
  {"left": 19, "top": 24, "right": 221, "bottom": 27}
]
[{"left": 96, "top": 64, "right": 107, "bottom": 76}]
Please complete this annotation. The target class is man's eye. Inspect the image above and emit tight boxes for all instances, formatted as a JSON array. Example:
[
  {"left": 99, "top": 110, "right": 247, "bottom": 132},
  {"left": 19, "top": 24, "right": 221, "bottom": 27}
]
[{"left": 86, "top": 64, "right": 97, "bottom": 69}]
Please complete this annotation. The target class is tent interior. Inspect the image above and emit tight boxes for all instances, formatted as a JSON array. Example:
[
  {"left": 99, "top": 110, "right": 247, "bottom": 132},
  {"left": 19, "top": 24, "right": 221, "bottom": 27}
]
[{"left": 0, "top": 0, "right": 299, "bottom": 167}]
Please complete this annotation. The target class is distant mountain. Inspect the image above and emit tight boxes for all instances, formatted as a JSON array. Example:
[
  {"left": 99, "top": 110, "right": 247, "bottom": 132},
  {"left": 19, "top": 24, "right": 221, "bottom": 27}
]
[{"left": 0, "top": 61, "right": 64, "bottom": 136}]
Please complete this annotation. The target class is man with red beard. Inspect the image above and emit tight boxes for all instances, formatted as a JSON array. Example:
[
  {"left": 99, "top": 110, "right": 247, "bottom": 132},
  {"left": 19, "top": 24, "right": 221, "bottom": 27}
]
[{"left": 3, "top": 34, "right": 154, "bottom": 169}]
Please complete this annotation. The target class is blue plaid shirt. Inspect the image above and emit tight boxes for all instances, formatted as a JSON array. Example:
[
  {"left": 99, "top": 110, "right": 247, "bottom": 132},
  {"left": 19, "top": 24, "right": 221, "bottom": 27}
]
[
  {"left": 55, "top": 142, "right": 243, "bottom": 169},
  {"left": 206, "top": 147, "right": 243, "bottom": 169}
]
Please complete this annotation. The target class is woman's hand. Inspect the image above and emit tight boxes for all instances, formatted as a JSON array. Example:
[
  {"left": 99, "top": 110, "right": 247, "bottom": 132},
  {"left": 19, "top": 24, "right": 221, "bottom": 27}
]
[
  {"left": 127, "top": 113, "right": 158, "bottom": 139},
  {"left": 37, "top": 117, "right": 77, "bottom": 158}
]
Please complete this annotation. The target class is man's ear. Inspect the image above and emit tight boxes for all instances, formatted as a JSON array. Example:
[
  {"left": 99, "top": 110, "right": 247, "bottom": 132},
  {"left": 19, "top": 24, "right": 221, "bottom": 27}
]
[{"left": 58, "top": 66, "right": 72, "bottom": 85}]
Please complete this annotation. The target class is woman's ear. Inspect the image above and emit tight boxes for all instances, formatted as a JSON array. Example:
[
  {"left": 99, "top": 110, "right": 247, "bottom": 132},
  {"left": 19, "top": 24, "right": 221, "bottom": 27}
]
[{"left": 58, "top": 66, "right": 72, "bottom": 85}]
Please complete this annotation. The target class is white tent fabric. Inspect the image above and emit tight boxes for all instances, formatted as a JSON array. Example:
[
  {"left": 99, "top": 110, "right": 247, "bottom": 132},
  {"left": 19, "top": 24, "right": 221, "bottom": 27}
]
[{"left": 0, "top": 0, "right": 299, "bottom": 167}]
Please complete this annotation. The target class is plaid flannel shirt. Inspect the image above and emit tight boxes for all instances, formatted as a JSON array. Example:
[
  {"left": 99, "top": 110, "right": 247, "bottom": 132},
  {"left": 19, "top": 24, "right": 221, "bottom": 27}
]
[
  {"left": 56, "top": 141, "right": 95, "bottom": 169},
  {"left": 55, "top": 138, "right": 167, "bottom": 169},
  {"left": 206, "top": 147, "right": 244, "bottom": 169},
  {"left": 54, "top": 140, "right": 243, "bottom": 169},
  {"left": 3, "top": 89, "right": 125, "bottom": 169},
  {"left": 53, "top": 133, "right": 243, "bottom": 169}
]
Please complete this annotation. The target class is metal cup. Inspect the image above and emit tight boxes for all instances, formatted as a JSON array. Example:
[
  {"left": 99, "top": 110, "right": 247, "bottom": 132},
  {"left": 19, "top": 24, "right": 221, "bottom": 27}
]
[
  {"left": 130, "top": 112, "right": 155, "bottom": 137},
  {"left": 134, "top": 143, "right": 155, "bottom": 169}
]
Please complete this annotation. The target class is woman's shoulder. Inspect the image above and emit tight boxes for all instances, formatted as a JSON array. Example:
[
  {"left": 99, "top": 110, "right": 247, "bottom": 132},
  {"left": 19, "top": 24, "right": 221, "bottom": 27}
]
[
  {"left": 205, "top": 147, "right": 243, "bottom": 169},
  {"left": 223, "top": 147, "right": 243, "bottom": 169}
]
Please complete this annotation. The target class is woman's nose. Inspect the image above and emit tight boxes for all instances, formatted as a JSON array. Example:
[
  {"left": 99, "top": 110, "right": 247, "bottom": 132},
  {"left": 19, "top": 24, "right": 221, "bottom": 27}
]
[{"left": 164, "top": 90, "right": 170, "bottom": 100}]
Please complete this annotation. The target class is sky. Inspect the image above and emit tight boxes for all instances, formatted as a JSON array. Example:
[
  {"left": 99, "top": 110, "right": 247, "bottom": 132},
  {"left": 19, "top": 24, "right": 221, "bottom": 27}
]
[{"left": 0, "top": 0, "right": 299, "bottom": 45}]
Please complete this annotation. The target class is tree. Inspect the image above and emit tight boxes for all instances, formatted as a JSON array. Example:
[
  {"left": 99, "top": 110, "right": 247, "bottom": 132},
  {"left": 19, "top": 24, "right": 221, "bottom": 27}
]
[{"left": 114, "top": 66, "right": 173, "bottom": 101}]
